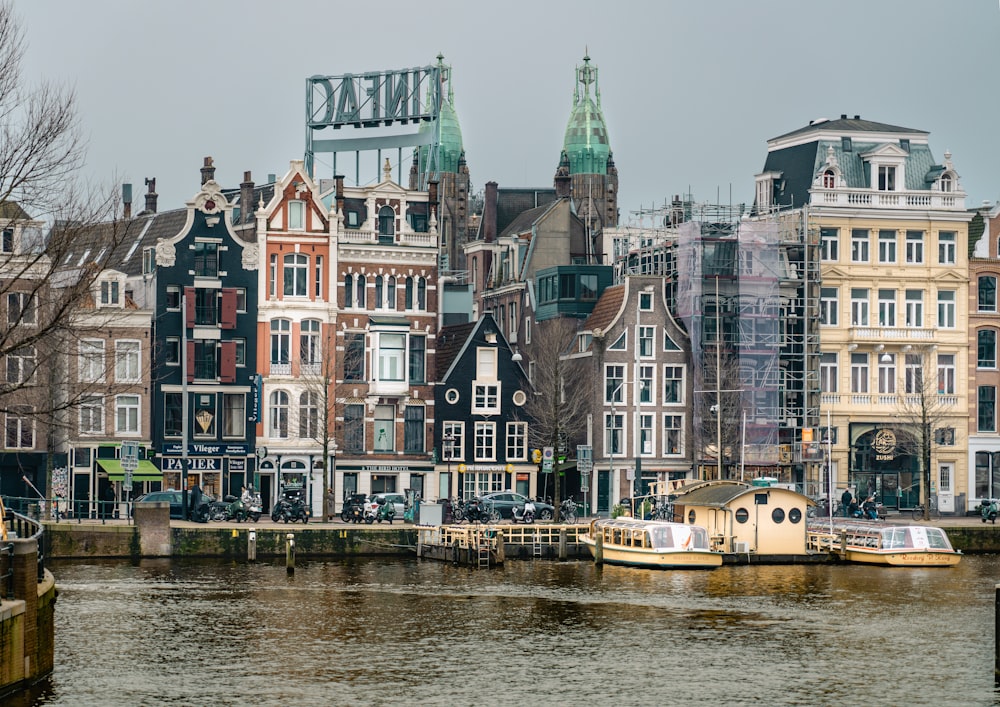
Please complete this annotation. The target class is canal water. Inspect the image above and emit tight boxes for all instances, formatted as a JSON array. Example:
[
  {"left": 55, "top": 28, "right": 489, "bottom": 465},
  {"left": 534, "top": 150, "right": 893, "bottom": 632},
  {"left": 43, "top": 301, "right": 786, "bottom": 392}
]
[{"left": 14, "top": 555, "right": 1000, "bottom": 706}]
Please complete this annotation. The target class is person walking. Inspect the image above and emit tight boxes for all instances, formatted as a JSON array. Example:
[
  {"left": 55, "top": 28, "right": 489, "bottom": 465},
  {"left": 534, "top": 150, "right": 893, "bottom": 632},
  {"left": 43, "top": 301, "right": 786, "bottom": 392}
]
[{"left": 841, "top": 488, "right": 853, "bottom": 518}]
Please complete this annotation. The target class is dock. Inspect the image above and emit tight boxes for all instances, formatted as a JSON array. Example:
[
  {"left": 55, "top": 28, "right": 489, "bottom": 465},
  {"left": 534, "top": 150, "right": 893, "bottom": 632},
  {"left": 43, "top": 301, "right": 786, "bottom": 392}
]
[{"left": 415, "top": 524, "right": 590, "bottom": 568}]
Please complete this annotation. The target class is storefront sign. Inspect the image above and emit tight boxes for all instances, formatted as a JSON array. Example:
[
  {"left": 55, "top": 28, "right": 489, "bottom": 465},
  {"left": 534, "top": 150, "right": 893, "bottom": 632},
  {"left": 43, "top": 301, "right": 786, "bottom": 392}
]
[
  {"left": 248, "top": 374, "right": 261, "bottom": 423},
  {"left": 871, "top": 429, "right": 897, "bottom": 461},
  {"left": 161, "top": 443, "right": 248, "bottom": 456},
  {"left": 161, "top": 457, "right": 221, "bottom": 471},
  {"left": 228, "top": 458, "right": 246, "bottom": 472}
]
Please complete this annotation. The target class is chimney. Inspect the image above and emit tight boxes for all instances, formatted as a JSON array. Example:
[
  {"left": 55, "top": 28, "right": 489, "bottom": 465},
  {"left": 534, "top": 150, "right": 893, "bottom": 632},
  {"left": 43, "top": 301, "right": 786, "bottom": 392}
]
[
  {"left": 428, "top": 180, "right": 439, "bottom": 208},
  {"left": 201, "top": 156, "right": 215, "bottom": 185},
  {"left": 122, "top": 183, "right": 132, "bottom": 219},
  {"left": 143, "top": 177, "right": 157, "bottom": 214},
  {"left": 483, "top": 181, "right": 498, "bottom": 243},
  {"left": 240, "top": 171, "right": 254, "bottom": 223},
  {"left": 334, "top": 174, "right": 345, "bottom": 215},
  {"left": 854, "top": 115, "right": 860, "bottom": 120}
]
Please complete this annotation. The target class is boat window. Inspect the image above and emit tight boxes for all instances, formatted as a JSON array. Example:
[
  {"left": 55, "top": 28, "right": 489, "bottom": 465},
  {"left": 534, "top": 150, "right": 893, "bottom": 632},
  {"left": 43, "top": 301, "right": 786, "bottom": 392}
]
[
  {"left": 612, "top": 529, "right": 622, "bottom": 545},
  {"left": 771, "top": 508, "right": 785, "bottom": 523},
  {"left": 925, "top": 528, "right": 952, "bottom": 550},
  {"left": 689, "top": 527, "right": 710, "bottom": 550},
  {"left": 687, "top": 510, "right": 696, "bottom": 524},
  {"left": 735, "top": 508, "right": 749, "bottom": 524},
  {"left": 788, "top": 508, "right": 802, "bottom": 524},
  {"left": 649, "top": 526, "right": 673, "bottom": 549}
]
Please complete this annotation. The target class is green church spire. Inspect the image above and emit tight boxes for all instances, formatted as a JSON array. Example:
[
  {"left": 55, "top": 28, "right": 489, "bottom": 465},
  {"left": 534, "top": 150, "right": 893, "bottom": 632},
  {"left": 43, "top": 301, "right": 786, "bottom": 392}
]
[{"left": 562, "top": 52, "right": 611, "bottom": 175}]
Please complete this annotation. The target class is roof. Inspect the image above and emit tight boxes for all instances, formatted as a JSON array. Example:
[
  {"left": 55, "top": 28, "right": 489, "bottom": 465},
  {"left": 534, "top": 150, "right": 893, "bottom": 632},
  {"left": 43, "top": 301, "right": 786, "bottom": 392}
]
[
  {"left": 672, "top": 481, "right": 757, "bottom": 506},
  {"left": 496, "top": 188, "right": 557, "bottom": 236},
  {"left": 498, "top": 201, "right": 559, "bottom": 240},
  {"left": 582, "top": 283, "right": 624, "bottom": 334},
  {"left": 771, "top": 116, "right": 926, "bottom": 142},
  {"left": 0, "top": 201, "right": 31, "bottom": 221},
  {"left": 435, "top": 320, "right": 476, "bottom": 374},
  {"left": 562, "top": 54, "right": 611, "bottom": 175}
]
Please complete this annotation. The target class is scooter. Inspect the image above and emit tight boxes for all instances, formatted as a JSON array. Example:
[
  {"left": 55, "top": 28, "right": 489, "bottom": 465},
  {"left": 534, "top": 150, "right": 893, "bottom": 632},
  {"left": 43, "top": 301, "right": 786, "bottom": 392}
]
[
  {"left": 978, "top": 498, "right": 998, "bottom": 523},
  {"left": 374, "top": 497, "right": 395, "bottom": 524},
  {"left": 241, "top": 489, "right": 263, "bottom": 523},
  {"left": 512, "top": 499, "right": 536, "bottom": 524}
]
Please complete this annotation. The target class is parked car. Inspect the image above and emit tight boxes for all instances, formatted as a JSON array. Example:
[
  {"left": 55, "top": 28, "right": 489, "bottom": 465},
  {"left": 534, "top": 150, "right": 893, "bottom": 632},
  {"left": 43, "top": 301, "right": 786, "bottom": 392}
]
[
  {"left": 479, "top": 492, "right": 554, "bottom": 521},
  {"left": 135, "top": 490, "right": 186, "bottom": 519},
  {"left": 368, "top": 493, "right": 405, "bottom": 519}
]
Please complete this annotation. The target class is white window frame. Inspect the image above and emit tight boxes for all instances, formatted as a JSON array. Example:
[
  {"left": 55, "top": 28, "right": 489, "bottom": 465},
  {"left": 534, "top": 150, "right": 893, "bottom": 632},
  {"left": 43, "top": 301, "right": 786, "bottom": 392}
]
[
  {"left": 905, "top": 231, "right": 924, "bottom": 264},
  {"left": 851, "top": 230, "right": 869, "bottom": 263},
  {"left": 663, "top": 414, "right": 683, "bottom": 456},
  {"left": 878, "top": 289, "right": 896, "bottom": 327},
  {"left": 820, "top": 353, "right": 838, "bottom": 393},
  {"left": 938, "top": 232, "right": 956, "bottom": 265},
  {"left": 904, "top": 290, "right": 923, "bottom": 328},
  {"left": 79, "top": 339, "right": 105, "bottom": 383},
  {"left": 115, "top": 394, "right": 140, "bottom": 434},
  {"left": 878, "top": 230, "right": 896, "bottom": 263},
  {"left": 115, "top": 340, "right": 141, "bottom": 383},
  {"left": 472, "top": 383, "right": 500, "bottom": 414},
  {"left": 79, "top": 396, "right": 104, "bottom": 435},
  {"left": 443, "top": 421, "right": 465, "bottom": 462},
  {"left": 850, "top": 289, "right": 869, "bottom": 327},
  {"left": 820, "top": 287, "right": 838, "bottom": 326},
  {"left": 937, "top": 290, "right": 956, "bottom": 328},
  {"left": 474, "top": 421, "right": 496, "bottom": 461},
  {"left": 506, "top": 421, "right": 527, "bottom": 461}
]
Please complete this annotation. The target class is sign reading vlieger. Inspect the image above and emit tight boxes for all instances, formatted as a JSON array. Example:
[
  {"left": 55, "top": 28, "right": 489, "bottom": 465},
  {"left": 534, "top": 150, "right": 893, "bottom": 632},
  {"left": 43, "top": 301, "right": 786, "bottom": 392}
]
[
  {"left": 871, "top": 429, "right": 897, "bottom": 461},
  {"left": 248, "top": 374, "right": 261, "bottom": 424},
  {"left": 161, "top": 443, "right": 248, "bottom": 456}
]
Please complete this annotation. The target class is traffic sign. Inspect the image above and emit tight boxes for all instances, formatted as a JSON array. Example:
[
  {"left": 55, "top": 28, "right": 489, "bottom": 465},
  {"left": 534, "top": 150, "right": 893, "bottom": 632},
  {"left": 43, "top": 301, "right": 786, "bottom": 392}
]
[{"left": 577, "top": 445, "right": 593, "bottom": 474}]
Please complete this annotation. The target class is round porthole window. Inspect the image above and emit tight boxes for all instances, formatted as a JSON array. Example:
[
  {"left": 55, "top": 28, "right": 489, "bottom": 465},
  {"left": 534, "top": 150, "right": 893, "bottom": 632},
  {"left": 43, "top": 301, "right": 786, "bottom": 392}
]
[
  {"left": 445, "top": 388, "right": 459, "bottom": 404},
  {"left": 735, "top": 508, "right": 749, "bottom": 524},
  {"left": 788, "top": 508, "right": 802, "bottom": 524},
  {"left": 771, "top": 508, "right": 786, "bottom": 524},
  {"left": 687, "top": 509, "right": 696, "bottom": 524},
  {"left": 512, "top": 390, "right": 527, "bottom": 406}
]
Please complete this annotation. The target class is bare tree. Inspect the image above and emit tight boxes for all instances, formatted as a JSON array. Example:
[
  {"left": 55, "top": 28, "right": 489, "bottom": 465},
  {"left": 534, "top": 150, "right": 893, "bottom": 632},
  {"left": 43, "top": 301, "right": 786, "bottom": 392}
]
[
  {"left": 521, "top": 318, "right": 589, "bottom": 520},
  {"left": 893, "top": 346, "right": 954, "bottom": 521},
  {"left": 692, "top": 352, "right": 744, "bottom": 480},
  {"left": 297, "top": 325, "right": 338, "bottom": 517}
]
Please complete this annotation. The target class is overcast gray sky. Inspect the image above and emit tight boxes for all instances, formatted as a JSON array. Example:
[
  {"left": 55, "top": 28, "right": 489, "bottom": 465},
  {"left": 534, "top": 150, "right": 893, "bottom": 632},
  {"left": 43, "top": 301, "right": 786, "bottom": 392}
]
[{"left": 14, "top": 0, "right": 1000, "bottom": 219}]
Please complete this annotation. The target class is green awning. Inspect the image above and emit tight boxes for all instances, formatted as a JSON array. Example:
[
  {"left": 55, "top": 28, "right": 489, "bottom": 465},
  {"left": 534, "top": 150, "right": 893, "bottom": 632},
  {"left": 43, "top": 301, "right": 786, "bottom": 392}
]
[{"left": 97, "top": 459, "right": 162, "bottom": 482}]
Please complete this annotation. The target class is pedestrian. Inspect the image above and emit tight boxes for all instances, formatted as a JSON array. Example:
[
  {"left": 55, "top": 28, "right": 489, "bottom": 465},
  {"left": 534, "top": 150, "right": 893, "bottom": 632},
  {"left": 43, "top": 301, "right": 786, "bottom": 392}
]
[
  {"left": 325, "top": 488, "right": 336, "bottom": 521},
  {"left": 841, "top": 488, "right": 853, "bottom": 518}
]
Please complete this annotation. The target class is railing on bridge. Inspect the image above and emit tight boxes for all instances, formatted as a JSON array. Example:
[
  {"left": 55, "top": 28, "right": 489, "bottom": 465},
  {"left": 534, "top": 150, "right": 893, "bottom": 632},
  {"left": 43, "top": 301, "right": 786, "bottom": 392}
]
[{"left": 0, "top": 498, "right": 45, "bottom": 597}]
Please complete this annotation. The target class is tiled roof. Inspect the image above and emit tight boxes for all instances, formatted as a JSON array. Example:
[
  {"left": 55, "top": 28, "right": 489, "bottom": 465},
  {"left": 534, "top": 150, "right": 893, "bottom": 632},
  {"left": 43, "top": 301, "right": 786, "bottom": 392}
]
[
  {"left": 496, "top": 188, "right": 557, "bottom": 236},
  {"left": 583, "top": 283, "right": 624, "bottom": 335},
  {"left": 498, "top": 202, "right": 554, "bottom": 240},
  {"left": 672, "top": 481, "right": 753, "bottom": 506},
  {"left": 436, "top": 321, "right": 477, "bottom": 375}
]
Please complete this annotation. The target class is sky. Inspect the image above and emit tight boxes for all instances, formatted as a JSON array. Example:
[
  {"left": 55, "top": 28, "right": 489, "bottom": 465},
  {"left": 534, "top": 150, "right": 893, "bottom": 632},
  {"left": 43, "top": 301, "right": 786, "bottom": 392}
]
[{"left": 13, "top": 0, "right": 1000, "bottom": 221}]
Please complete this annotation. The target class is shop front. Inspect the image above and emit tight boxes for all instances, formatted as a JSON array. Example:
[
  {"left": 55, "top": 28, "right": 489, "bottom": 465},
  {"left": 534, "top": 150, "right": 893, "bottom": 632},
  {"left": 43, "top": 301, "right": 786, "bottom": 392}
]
[
  {"left": 849, "top": 423, "right": 920, "bottom": 511},
  {"left": 335, "top": 462, "right": 433, "bottom": 512},
  {"left": 158, "top": 442, "right": 251, "bottom": 502}
]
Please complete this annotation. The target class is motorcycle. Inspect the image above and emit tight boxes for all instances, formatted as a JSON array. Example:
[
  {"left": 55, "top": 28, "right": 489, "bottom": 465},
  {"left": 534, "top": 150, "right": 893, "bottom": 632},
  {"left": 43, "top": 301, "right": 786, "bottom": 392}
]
[
  {"left": 341, "top": 494, "right": 367, "bottom": 524},
  {"left": 512, "top": 499, "right": 536, "bottom": 524},
  {"left": 978, "top": 498, "right": 998, "bottom": 523},
  {"left": 272, "top": 496, "right": 308, "bottom": 523},
  {"left": 210, "top": 495, "right": 237, "bottom": 522},
  {"left": 462, "top": 497, "right": 498, "bottom": 524},
  {"left": 242, "top": 489, "right": 263, "bottom": 523}
]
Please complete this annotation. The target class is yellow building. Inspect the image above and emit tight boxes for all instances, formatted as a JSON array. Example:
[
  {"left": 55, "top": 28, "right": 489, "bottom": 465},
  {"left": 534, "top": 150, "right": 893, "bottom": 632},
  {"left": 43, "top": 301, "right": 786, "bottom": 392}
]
[{"left": 755, "top": 116, "right": 971, "bottom": 514}]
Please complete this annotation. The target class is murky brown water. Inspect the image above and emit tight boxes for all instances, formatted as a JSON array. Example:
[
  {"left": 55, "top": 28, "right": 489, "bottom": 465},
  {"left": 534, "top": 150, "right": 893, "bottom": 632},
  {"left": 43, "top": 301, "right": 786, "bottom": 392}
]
[{"left": 13, "top": 555, "right": 1000, "bottom": 706}]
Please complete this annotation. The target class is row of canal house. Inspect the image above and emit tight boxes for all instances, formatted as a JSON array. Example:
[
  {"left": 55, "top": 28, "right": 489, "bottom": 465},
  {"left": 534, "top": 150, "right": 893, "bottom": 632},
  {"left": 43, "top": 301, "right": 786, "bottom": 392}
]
[{"left": 8, "top": 155, "right": 538, "bottom": 519}]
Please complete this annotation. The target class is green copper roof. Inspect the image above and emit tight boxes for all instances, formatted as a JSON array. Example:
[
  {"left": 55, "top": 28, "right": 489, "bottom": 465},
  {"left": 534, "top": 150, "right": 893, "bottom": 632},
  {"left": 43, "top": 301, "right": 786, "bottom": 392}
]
[
  {"left": 417, "top": 55, "right": 464, "bottom": 175},
  {"left": 562, "top": 54, "right": 611, "bottom": 175}
]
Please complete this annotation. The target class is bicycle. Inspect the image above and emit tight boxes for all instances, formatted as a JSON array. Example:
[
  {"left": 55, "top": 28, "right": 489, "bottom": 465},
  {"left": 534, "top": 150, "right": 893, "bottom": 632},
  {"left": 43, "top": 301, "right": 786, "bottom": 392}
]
[{"left": 910, "top": 499, "right": 941, "bottom": 521}]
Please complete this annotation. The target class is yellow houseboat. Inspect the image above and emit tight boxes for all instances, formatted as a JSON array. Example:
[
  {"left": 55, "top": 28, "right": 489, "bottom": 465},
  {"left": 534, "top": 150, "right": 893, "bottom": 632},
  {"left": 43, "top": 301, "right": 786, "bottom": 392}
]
[
  {"left": 580, "top": 517, "right": 723, "bottom": 569},
  {"left": 808, "top": 522, "right": 961, "bottom": 567}
]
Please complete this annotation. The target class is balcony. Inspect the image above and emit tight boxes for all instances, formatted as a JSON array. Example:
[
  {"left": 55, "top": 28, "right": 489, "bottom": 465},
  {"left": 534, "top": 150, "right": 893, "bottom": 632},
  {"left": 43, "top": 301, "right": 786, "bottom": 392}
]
[
  {"left": 849, "top": 326, "right": 935, "bottom": 342},
  {"left": 831, "top": 393, "right": 960, "bottom": 409},
  {"left": 270, "top": 362, "right": 291, "bottom": 376},
  {"left": 816, "top": 188, "right": 965, "bottom": 211},
  {"left": 340, "top": 228, "right": 435, "bottom": 248}
]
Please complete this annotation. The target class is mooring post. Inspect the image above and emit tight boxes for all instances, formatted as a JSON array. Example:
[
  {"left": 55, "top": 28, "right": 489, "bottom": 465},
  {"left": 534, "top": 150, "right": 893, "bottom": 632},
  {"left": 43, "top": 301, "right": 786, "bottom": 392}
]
[
  {"left": 594, "top": 531, "right": 604, "bottom": 564},
  {"left": 995, "top": 583, "right": 1000, "bottom": 683},
  {"left": 286, "top": 533, "right": 295, "bottom": 574},
  {"left": 558, "top": 528, "right": 567, "bottom": 560},
  {"left": 247, "top": 528, "right": 257, "bottom": 562}
]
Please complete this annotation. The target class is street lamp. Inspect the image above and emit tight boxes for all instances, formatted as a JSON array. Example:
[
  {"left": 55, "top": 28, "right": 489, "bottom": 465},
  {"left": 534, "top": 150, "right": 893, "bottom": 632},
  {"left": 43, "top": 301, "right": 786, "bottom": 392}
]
[
  {"left": 443, "top": 432, "right": 455, "bottom": 496},
  {"left": 328, "top": 439, "right": 337, "bottom": 500}
]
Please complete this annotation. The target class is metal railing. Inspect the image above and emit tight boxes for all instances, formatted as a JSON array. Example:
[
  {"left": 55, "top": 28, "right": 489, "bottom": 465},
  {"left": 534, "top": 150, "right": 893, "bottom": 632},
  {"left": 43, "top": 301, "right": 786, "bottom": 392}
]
[
  {"left": 2, "top": 495, "right": 131, "bottom": 524},
  {"left": 0, "top": 503, "right": 45, "bottom": 595}
]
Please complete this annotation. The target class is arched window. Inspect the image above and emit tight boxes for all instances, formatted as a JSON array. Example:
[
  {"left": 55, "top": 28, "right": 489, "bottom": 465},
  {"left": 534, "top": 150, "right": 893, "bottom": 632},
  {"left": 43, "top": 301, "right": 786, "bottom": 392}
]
[
  {"left": 417, "top": 276, "right": 426, "bottom": 310},
  {"left": 345, "top": 273, "right": 365, "bottom": 308},
  {"left": 406, "top": 276, "right": 426, "bottom": 311},
  {"left": 940, "top": 173, "right": 953, "bottom": 193},
  {"left": 344, "top": 273, "right": 353, "bottom": 308},
  {"left": 386, "top": 275, "right": 396, "bottom": 310},
  {"left": 269, "top": 390, "right": 289, "bottom": 438},
  {"left": 270, "top": 319, "right": 291, "bottom": 374},
  {"left": 300, "top": 319, "right": 321, "bottom": 369},
  {"left": 822, "top": 170, "right": 835, "bottom": 188},
  {"left": 283, "top": 253, "right": 308, "bottom": 297},
  {"left": 378, "top": 205, "right": 395, "bottom": 238},
  {"left": 299, "top": 391, "right": 319, "bottom": 438},
  {"left": 375, "top": 275, "right": 384, "bottom": 309}
]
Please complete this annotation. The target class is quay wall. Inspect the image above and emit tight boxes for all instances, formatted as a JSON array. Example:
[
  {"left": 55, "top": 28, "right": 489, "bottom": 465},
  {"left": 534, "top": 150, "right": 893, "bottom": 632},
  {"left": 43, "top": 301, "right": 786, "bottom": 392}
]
[{"left": 0, "top": 538, "right": 56, "bottom": 701}]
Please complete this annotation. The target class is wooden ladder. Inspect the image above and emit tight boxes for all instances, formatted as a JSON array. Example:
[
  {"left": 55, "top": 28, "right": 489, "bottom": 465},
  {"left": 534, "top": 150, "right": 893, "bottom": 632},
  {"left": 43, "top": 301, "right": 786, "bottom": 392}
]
[{"left": 477, "top": 531, "right": 492, "bottom": 569}]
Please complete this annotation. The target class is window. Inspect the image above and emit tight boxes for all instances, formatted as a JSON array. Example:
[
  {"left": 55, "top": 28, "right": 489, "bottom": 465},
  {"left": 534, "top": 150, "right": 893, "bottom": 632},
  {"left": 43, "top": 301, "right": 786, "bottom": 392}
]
[
  {"left": 474, "top": 421, "right": 495, "bottom": 461},
  {"left": 405, "top": 276, "right": 426, "bottom": 311},
  {"left": 283, "top": 253, "right": 308, "bottom": 297},
  {"left": 663, "top": 366, "right": 683, "bottom": 403},
  {"left": 938, "top": 232, "right": 956, "bottom": 264},
  {"left": 878, "top": 230, "right": 896, "bottom": 263},
  {"left": 143, "top": 247, "right": 155, "bottom": 274},
  {"left": 979, "top": 329, "right": 997, "bottom": 369},
  {"left": 314, "top": 255, "right": 323, "bottom": 298},
  {"left": 163, "top": 394, "right": 182, "bottom": 437},
  {"left": 288, "top": 200, "right": 304, "bottom": 230},
  {"left": 223, "top": 393, "right": 246, "bottom": 439},
  {"left": 1, "top": 228, "right": 12, "bottom": 253},
  {"left": 820, "top": 228, "right": 839, "bottom": 261},
  {"left": 299, "top": 391, "right": 318, "bottom": 439},
  {"left": 606, "top": 365, "right": 625, "bottom": 403},
  {"left": 194, "top": 393, "right": 216, "bottom": 436},
  {"left": 409, "top": 335, "right": 426, "bottom": 384},
  {"left": 234, "top": 338, "right": 245, "bottom": 367},
  {"left": 443, "top": 421, "right": 465, "bottom": 461},
  {"left": 820, "top": 287, "right": 838, "bottom": 326},
  {"left": 7, "top": 293, "right": 35, "bottom": 326},
  {"left": 300, "top": 319, "right": 321, "bottom": 370},
  {"left": 525, "top": 317, "right": 532, "bottom": 345},
  {"left": 6, "top": 345, "right": 34, "bottom": 385},
  {"left": 639, "top": 414, "right": 654, "bottom": 455},
  {"left": 115, "top": 341, "right": 141, "bottom": 382},
  {"left": 193, "top": 241, "right": 219, "bottom": 277},
  {"left": 841, "top": 137, "right": 852, "bottom": 152},
  {"left": 377, "top": 332, "right": 405, "bottom": 381},
  {"left": 270, "top": 319, "right": 291, "bottom": 372},
  {"left": 345, "top": 273, "right": 366, "bottom": 308},
  {"left": 935, "top": 429, "right": 956, "bottom": 447},
  {"left": 506, "top": 422, "right": 527, "bottom": 460},
  {"left": 609, "top": 332, "right": 626, "bottom": 350},
  {"left": 234, "top": 288, "right": 247, "bottom": 312},
  {"left": 639, "top": 292, "right": 653, "bottom": 311},
  {"left": 979, "top": 386, "right": 996, "bottom": 432},
  {"left": 5, "top": 407, "right": 33, "bottom": 449},
  {"left": 904, "top": 290, "right": 923, "bottom": 328},
  {"left": 404, "top": 406, "right": 425, "bottom": 453},
  {"left": 269, "top": 390, "right": 289, "bottom": 438},
  {"left": 344, "top": 404, "right": 364, "bottom": 453},
  {"left": 165, "top": 285, "right": 180, "bottom": 310},
  {"left": 638, "top": 325, "right": 654, "bottom": 357},
  {"left": 937, "top": 354, "right": 955, "bottom": 395},
  {"left": 605, "top": 412, "right": 623, "bottom": 456},
  {"left": 663, "top": 415, "right": 683, "bottom": 455},
  {"left": 344, "top": 333, "right": 365, "bottom": 381},
  {"left": 820, "top": 353, "right": 838, "bottom": 392},
  {"left": 165, "top": 337, "right": 180, "bottom": 366},
  {"left": 374, "top": 405, "right": 394, "bottom": 451},
  {"left": 473, "top": 384, "right": 500, "bottom": 414},
  {"left": 937, "top": 290, "right": 956, "bottom": 328},
  {"left": 905, "top": 354, "right": 923, "bottom": 393},
  {"left": 80, "top": 396, "right": 104, "bottom": 435},
  {"left": 850, "top": 353, "right": 869, "bottom": 393},
  {"left": 822, "top": 170, "right": 835, "bottom": 188},
  {"left": 851, "top": 229, "right": 869, "bottom": 262},
  {"left": 639, "top": 365, "right": 654, "bottom": 403},
  {"left": 79, "top": 340, "right": 104, "bottom": 382},
  {"left": 193, "top": 340, "right": 217, "bottom": 380},
  {"left": 269, "top": 254, "right": 277, "bottom": 298},
  {"left": 905, "top": 231, "right": 924, "bottom": 264},
  {"left": 878, "top": 354, "right": 895, "bottom": 394},
  {"left": 115, "top": 394, "right": 140, "bottom": 434},
  {"left": 100, "top": 279, "right": 120, "bottom": 306},
  {"left": 850, "top": 288, "right": 869, "bottom": 326},
  {"left": 982, "top": 276, "right": 999, "bottom": 312},
  {"left": 194, "top": 288, "right": 216, "bottom": 325},
  {"left": 878, "top": 165, "right": 896, "bottom": 191},
  {"left": 878, "top": 289, "right": 896, "bottom": 327},
  {"left": 378, "top": 205, "right": 395, "bottom": 238}
]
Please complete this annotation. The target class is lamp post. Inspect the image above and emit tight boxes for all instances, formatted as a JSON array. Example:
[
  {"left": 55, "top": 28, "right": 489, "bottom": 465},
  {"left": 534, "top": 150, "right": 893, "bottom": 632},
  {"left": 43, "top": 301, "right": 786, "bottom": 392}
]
[
  {"left": 328, "top": 439, "right": 337, "bottom": 507},
  {"left": 443, "top": 432, "right": 455, "bottom": 497}
]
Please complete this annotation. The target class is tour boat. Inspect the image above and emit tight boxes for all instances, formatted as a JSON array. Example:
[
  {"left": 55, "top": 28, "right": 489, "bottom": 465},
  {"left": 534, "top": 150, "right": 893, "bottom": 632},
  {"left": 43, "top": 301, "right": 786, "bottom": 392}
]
[
  {"left": 808, "top": 522, "right": 961, "bottom": 567},
  {"left": 580, "top": 517, "right": 723, "bottom": 569}
]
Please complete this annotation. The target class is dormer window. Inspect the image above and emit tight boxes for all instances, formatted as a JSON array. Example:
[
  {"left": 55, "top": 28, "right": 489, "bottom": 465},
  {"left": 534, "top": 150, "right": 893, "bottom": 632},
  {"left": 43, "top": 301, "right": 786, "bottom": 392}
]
[
  {"left": 100, "top": 279, "right": 121, "bottom": 307},
  {"left": 940, "top": 173, "right": 953, "bottom": 193},
  {"left": 822, "top": 170, "right": 835, "bottom": 188},
  {"left": 899, "top": 139, "right": 910, "bottom": 153},
  {"left": 288, "top": 200, "right": 305, "bottom": 230},
  {"left": 378, "top": 205, "right": 395, "bottom": 239},
  {"left": 841, "top": 137, "right": 852, "bottom": 152},
  {"left": 878, "top": 165, "right": 896, "bottom": 191},
  {"left": 1, "top": 229, "right": 13, "bottom": 253}
]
